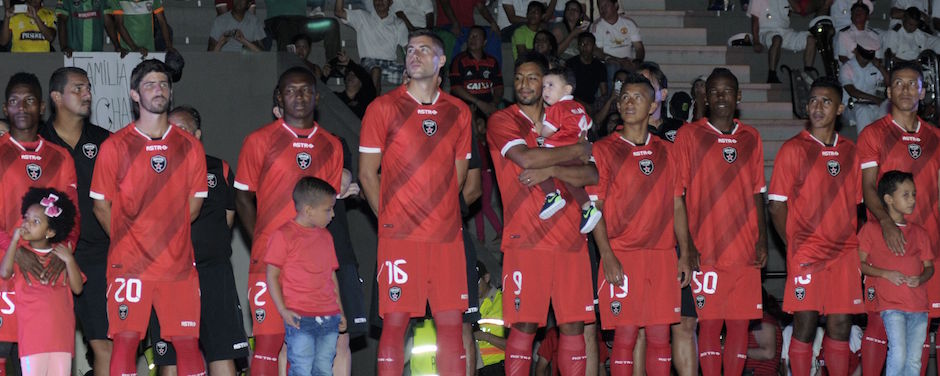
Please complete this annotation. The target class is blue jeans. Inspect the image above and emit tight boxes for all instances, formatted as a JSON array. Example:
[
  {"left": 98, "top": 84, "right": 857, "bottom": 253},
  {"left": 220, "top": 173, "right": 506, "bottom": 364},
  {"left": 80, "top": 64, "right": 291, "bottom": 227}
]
[
  {"left": 284, "top": 314, "right": 341, "bottom": 376},
  {"left": 881, "top": 310, "right": 928, "bottom": 376}
]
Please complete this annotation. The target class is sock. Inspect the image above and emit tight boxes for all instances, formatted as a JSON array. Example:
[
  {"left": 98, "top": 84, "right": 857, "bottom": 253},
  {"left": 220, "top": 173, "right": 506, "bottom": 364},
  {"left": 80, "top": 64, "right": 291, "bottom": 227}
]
[
  {"left": 171, "top": 336, "right": 207, "bottom": 376},
  {"left": 0, "top": 357, "right": 7, "bottom": 376},
  {"left": 250, "top": 334, "right": 284, "bottom": 376},
  {"left": 698, "top": 319, "right": 723, "bottom": 376},
  {"left": 110, "top": 332, "right": 141, "bottom": 376},
  {"left": 377, "top": 312, "right": 409, "bottom": 376},
  {"left": 611, "top": 326, "right": 639, "bottom": 376},
  {"left": 789, "top": 338, "right": 814, "bottom": 376},
  {"left": 506, "top": 330, "right": 536, "bottom": 376},
  {"left": 862, "top": 313, "right": 887, "bottom": 376},
  {"left": 724, "top": 319, "right": 749, "bottom": 376},
  {"left": 432, "top": 310, "right": 466, "bottom": 375},
  {"left": 558, "top": 332, "right": 586, "bottom": 376},
  {"left": 645, "top": 325, "right": 672, "bottom": 376},
  {"left": 822, "top": 336, "right": 850, "bottom": 376}
]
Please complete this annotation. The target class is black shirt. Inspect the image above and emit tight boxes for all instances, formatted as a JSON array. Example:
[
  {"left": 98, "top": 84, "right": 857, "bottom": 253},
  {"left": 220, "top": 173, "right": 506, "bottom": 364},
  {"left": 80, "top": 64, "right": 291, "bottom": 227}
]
[
  {"left": 39, "top": 120, "right": 111, "bottom": 262},
  {"left": 566, "top": 55, "right": 607, "bottom": 106},
  {"left": 328, "top": 138, "right": 358, "bottom": 266},
  {"left": 192, "top": 155, "right": 237, "bottom": 267},
  {"left": 648, "top": 117, "right": 684, "bottom": 143}
]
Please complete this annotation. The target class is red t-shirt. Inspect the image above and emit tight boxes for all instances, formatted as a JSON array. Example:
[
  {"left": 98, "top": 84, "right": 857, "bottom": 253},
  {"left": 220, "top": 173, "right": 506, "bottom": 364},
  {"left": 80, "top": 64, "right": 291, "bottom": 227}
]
[
  {"left": 14, "top": 246, "right": 85, "bottom": 356},
  {"left": 436, "top": 0, "right": 482, "bottom": 27},
  {"left": 0, "top": 134, "right": 79, "bottom": 247},
  {"left": 234, "top": 120, "right": 343, "bottom": 274},
  {"left": 359, "top": 86, "right": 472, "bottom": 243},
  {"left": 673, "top": 118, "right": 765, "bottom": 269},
  {"left": 858, "top": 115, "right": 940, "bottom": 249},
  {"left": 588, "top": 132, "right": 680, "bottom": 252},
  {"left": 768, "top": 131, "right": 861, "bottom": 272},
  {"left": 543, "top": 97, "right": 592, "bottom": 148},
  {"left": 859, "top": 221, "right": 934, "bottom": 312},
  {"left": 263, "top": 221, "right": 340, "bottom": 316},
  {"left": 90, "top": 125, "right": 207, "bottom": 281},
  {"left": 487, "top": 105, "right": 588, "bottom": 252}
]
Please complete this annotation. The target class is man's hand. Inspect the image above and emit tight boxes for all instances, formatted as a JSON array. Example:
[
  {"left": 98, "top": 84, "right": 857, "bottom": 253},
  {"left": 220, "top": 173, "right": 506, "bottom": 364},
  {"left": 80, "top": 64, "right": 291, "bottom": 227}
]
[
  {"left": 280, "top": 309, "right": 301, "bottom": 328},
  {"left": 339, "top": 315, "right": 348, "bottom": 332},
  {"left": 518, "top": 167, "right": 553, "bottom": 187},
  {"left": 14, "top": 247, "right": 43, "bottom": 285},
  {"left": 677, "top": 254, "right": 692, "bottom": 288},
  {"left": 880, "top": 218, "right": 906, "bottom": 255},
  {"left": 754, "top": 241, "right": 768, "bottom": 268},
  {"left": 906, "top": 275, "right": 923, "bottom": 287},
  {"left": 601, "top": 253, "right": 624, "bottom": 287},
  {"left": 136, "top": 46, "right": 149, "bottom": 57},
  {"left": 686, "top": 242, "right": 701, "bottom": 271},
  {"left": 884, "top": 270, "right": 906, "bottom": 286},
  {"left": 116, "top": 45, "right": 129, "bottom": 58},
  {"left": 43, "top": 251, "right": 67, "bottom": 286},
  {"left": 753, "top": 41, "right": 764, "bottom": 53},
  {"left": 62, "top": 46, "right": 74, "bottom": 57}
]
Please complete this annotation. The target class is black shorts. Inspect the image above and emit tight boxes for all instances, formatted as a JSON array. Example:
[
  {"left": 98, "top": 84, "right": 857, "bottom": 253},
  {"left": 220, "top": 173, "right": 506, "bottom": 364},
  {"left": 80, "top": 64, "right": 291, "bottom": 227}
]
[
  {"left": 150, "top": 262, "right": 250, "bottom": 365},
  {"left": 676, "top": 247, "right": 697, "bottom": 318},
  {"left": 463, "top": 230, "right": 481, "bottom": 324},
  {"left": 74, "top": 256, "right": 109, "bottom": 341},
  {"left": 337, "top": 263, "right": 369, "bottom": 337}
]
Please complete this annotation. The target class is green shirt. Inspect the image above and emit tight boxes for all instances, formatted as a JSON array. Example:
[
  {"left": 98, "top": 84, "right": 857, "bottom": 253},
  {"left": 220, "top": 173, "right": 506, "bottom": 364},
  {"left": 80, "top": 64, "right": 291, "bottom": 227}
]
[
  {"left": 109, "top": 0, "right": 162, "bottom": 51},
  {"left": 262, "top": 0, "right": 304, "bottom": 19},
  {"left": 56, "top": 0, "right": 113, "bottom": 52},
  {"left": 511, "top": 25, "right": 538, "bottom": 60}
]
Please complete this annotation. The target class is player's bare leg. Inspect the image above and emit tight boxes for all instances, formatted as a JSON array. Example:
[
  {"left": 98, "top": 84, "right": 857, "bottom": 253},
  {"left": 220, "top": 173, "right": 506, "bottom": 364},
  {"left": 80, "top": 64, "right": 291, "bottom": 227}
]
[
  {"left": 159, "top": 365, "right": 177, "bottom": 376},
  {"left": 278, "top": 344, "right": 287, "bottom": 376},
  {"left": 791, "top": 311, "right": 821, "bottom": 376},
  {"left": 506, "top": 323, "right": 538, "bottom": 376},
  {"left": 634, "top": 328, "right": 646, "bottom": 376},
  {"left": 208, "top": 360, "right": 236, "bottom": 375},
  {"left": 333, "top": 333, "right": 351, "bottom": 376},
  {"left": 558, "top": 321, "right": 587, "bottom": 375},
  {"left": 463, "top": 322, "right": 476, "bottom": 376},
  {"left": 822, "top": 314, "right": 852, "bottom": 376},
  {"left": 89, "top": 339, "right": 113, "bottom": 376},
  {"left": 671, "top": 317, "right": 698, "bottom": 376},
  {"left": 585, "top": 323, "right": 599, "bottom": 376}
]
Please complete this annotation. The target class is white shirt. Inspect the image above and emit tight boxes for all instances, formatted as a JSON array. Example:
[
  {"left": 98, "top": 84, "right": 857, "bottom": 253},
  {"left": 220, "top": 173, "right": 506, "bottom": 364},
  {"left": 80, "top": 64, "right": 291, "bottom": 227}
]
[
  {"left": 343, "top": 9, "right": 408, "bottom": 61},
  {"left": 497, "top": 0, "right": 553, "bottom": 29},
  {"left": 209, "top": 12, "right": 266, "bottom": 52},
  {"left": 837, "top": 26, "right": 883, "bottom": 58},
  {"left": 881, "top": 28, "right": 940, "bottom": 60},
  {"left": 840, "top": 58, "right": 883, "bottom": 96},
  {"left": 891, "top": 0, "right": 928, "bottom": 28},
  {"left": 590, "top": 14, "right": 642, "bottom": 58},
  {"left": 748, "top": 0, "right": 791, "bottom": 30},
  {"left": 390, "top": 0, "right": 434, "bottom": 28},
  {"left": 831, "top": 0, "right": 874, "bottom": 30}
]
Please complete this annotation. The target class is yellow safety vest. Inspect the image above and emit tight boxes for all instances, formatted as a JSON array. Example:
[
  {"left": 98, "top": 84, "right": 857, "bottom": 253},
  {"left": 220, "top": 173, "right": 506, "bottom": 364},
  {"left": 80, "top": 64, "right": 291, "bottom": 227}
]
[
  {"left": 411, "top": 319, "right": 438, "bottom": 375},
  {"left": 477, "top": 291, "right": 505, "bottom": 366}
]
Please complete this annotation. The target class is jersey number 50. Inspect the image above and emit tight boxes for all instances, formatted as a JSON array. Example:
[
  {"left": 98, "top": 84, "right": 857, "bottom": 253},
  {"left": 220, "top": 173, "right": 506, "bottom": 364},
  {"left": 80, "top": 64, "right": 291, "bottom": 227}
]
[{"left": 691, "top": 271, "right": 718, "bottom": 295}]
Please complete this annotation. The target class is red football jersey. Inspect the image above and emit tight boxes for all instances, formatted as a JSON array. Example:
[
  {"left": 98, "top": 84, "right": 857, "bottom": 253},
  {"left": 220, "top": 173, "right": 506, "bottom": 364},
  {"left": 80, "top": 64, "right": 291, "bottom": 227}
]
[
  {"left": 858, "top": 115, "right": 940, "bottom": 248},
  {"left": 860, "top": 221, "right": 934, "bottom": 312},
  {"left": 589, "top": 132, "right": 680, "bottom": 252},
  {"left": 234, "top": 120, "right": 343, "bottom": 274},
  {"left": 15, "top": 246, "right": 82, "bottom": 356},
  {"left": 359, "top": 86, "right": 472, "bottom": 243},
  {"left": 543, "top": 97, "right": 593, "bottom": 148},
  {"left": 673, "top": 118, "right": 765, "bottom": 269},
  {"left": 768, "top": 131, "right": 861, "bottom": 272},
  {"left": 90, "top": 125, "right": 207, "bottom": 281},
  {"left": 0, "top": 134, "right": 79, "bottom": 245},
  {"left": 487, "top": 105, "right": 587, "bottom": 252}
]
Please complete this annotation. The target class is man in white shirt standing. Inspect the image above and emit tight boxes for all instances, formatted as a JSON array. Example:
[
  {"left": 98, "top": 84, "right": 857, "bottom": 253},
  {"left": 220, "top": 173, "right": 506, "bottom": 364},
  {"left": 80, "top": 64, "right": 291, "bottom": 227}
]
[
  {"left": 749, "top": 0, "right": 818, "bottom": 83},
  {"left": 839, "top": 34, "right": 888, "bottom": 132},
  {"left": 392, "top": 0, "right": 433, "bottom": 31},
  {"left": 335, "top": 0, "right": 409, "bottom": 92}
]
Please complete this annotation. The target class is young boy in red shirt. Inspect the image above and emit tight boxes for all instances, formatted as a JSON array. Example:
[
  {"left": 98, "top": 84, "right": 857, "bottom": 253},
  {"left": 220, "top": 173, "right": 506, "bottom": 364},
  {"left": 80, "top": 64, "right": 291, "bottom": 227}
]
[
  {"left": 265, "top": 177, "right": 346, "bottom": 375},
  {"left": 859, "top": 170, "right": 934, "bottom": 376}
]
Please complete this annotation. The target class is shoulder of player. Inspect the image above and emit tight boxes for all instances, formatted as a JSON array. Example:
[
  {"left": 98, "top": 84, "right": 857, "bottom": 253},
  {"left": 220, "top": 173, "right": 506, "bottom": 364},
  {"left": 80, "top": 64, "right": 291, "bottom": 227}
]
[
  {"left": 242, "top": 120, "right": 282, "bottom": 143},
  {"left": 39, "top": 137, "right": 71, "bottom": 157},
  {"left": 857, "top": 117, "right": 889, "bottom": 139}
]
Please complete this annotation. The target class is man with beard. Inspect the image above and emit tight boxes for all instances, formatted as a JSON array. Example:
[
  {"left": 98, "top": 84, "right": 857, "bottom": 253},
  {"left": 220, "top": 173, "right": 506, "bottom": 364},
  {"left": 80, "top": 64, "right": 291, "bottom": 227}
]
[
  {"left": 90, "top": 59, "right": 208, "bottom": 376},
  {"left": 359, "top": 29, "right": 472, "bottom": 376},
  {"left": 39, "top": 67, "right": 112, "bottom": 376}
]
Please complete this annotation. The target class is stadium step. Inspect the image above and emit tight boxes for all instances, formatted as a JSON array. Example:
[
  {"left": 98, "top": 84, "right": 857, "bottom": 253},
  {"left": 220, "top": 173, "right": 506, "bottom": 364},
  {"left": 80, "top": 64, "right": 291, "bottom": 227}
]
[
  {"left": 668, "top": 82, "right": 790, "bottom": 103},
  {"left": 644, "top": 45, "right": 727, "bottom": 65},
  {"left": 738, "top": 101, "right": 797, "bottom": 120},
  {"left": 659, "top": 63, "right": 749, "bottom": 83},
  {"left": 640, "top": 27, "right": 708, "bottom": 45},
  {"left": 624, "top": 10, "right": 686, "bottom": 28},
  {"left": 619, "top": 0, "right": 667, "bottom": 11}
]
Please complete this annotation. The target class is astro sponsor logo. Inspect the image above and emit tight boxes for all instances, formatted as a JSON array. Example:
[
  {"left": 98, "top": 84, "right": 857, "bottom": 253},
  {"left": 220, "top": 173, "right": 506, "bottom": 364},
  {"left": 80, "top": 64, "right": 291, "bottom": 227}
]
[
  {"left": 632, "top": 150, "right": 652, "bottom": 157},
  {"left": 20, "top": 155, "right": 41, "bottom": 161},
  {"left": 146, "top": 145, "right": 169, "bottom": 151},
  {"left": 717, "top": 138, "right": 737, "bottom": 144},
  {"left": 180, "top": 321, "right": 197, "bottom": 327},
  {"left": 293, "top": 142, "right": 315, "bottom": 149},
  {"left": 417, "top": 109, "right": 438, "bottom": 115},
  {"left": 821, "top": 150, "right": 839, "bottom": 156}
]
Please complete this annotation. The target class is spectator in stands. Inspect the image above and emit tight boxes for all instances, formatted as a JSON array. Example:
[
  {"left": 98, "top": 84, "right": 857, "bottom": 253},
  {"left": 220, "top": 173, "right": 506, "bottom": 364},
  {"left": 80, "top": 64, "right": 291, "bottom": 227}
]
[
  {"left": 593, "top": 69, "right": 628, "bottom": 128},
  {"left": 474, "top": 261, "right": 506, "bottom": 375},
  {"left": 840, "top": 35, "right": 887, "bottom": 131},
  {"left": 336, "top": 59, "right": 377, "bottom": 119},
  {"left": 264, "top": 0, "right": 340, "bottom": 56},
  {"left": 290, "top": 34, "right": 323, "bottom": 75},
  {"left": 890, "top": 0, "right": 928, "bottom": 29},
  {"left": 512, "top": 1, "right": 548, "bottom": 60},
  {"left": 591, "top": 0, "right": 644, "bottom": 83},
  {"left": 498, "top": 0, "right": 556, "bottom": 40},
  {"left": 691, "top": 75, "right": 706, "bottom": 120},
  {"left": 830, "top": 0, "right": 872, "bottom": 31},
  {"left": 437, "top": 0, "right": 502, "bottom": 63},
  {"left": 566, "top": 32, "right": 607, "bottom": 106},
  {"left": 209, "top": 0, "right": 265, "bottom": 52},
  {"left": 335, "top": 0, "right": 408, "bottom": 92},
  {"left": 533, "top": 30, "right": 564, "bottom": 68},
  {"left": 55, "top": 0, "right": 122, "bottom": 57},
  {"left": 0, "top": 0, "right": 56, "bottom": 53},
  {"left": 639, "top": 62, "right": 682, "bottom": 141},
  {"left": 393, "top": 0, "right": 433, "bottom": 31},
  {"left": 882, "top": 7, "right": 940, "bottom": 63},
  {"left": 552, "top": 0, "right": 589, "bottom": 60},
  {"left": 216, "top": 0, "right": 255, "bottom": 14},
  {"left": 744, "top": 289, "right": 784, "bottom": 376},
  {"left": 836, "top": 2, "right": 881, "bottom": 63},
  {"left": 450, "top": 25, "right": 504, "bottom": 117},
  {"left": 110, "top": 0, "right": 173, "bottom": 55},
  {"left": 748, "top": 0, "right": 818, "bottom": 83}
]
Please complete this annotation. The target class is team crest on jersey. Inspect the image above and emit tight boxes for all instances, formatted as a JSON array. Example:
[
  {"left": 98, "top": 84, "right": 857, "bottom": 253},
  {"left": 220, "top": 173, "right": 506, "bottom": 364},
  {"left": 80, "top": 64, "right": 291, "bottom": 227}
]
[
  {"left": 665, "top": 130, "right": 677, "bottom": 142},
  {"left": 639, "top": 159, "right": 654, "bottom": 176},
  {"left": 514, "top": 297, "right": 521, "bottom": 311},
  {"left": 795, "top": 286, "right": 806, "bottom": 301},
  {"left": 866, "top": 286, "right": 876, "bottom": 301},
  {"left": 483, "top": 70, "right": 491, "bottom": 78},
  {"left": 827, "top": 160, "right": 841, "bottom": 177},
  {"left": 909, "top": 143, "right": 922, "bottom": 159},
  {"left": 695, "top": 295, "right": 705, "bottom": 309},
  {"left": 82, "top": 143, "right": 98, "bottom": 159},
  {"left": 207, "top": 173, "right": 218, "bottom": 188},
  {"left": 150, "top": 155, "right": 167, "bottom": 173},
  {"left": 118, "top": 304, "right": 129, "bottom": 320},
  {"left": 155, "top": 341, "right": 168, "bottom": 356},
  {"left": 610, "top": 301, "right": 622, "bottom": 316},
  {"left": 722, "top": 147, "right": 737, "bottom": 163},
  {"left": 536, "top": 136, "right": 545, "bottom": 147},
  {"left": 254, "top": 308, "right": 265, "bottom": 323},
  {"left": 25, "top": 163, "right": 41, "bottom": 181},
  {"left": 422, "top": 119, "right": 438, "bottom": 136},
  {"left": 389, "top": 286, "right": 402, "bottom": 302},
  {"left": 296, "top": 152, "right": 312, "bottom": 170}
]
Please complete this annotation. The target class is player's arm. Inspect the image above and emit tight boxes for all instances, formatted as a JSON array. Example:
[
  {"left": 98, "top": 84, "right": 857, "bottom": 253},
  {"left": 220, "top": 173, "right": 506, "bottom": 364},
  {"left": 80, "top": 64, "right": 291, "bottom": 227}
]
[
  {"left": 0, "top": 7, "right": 13, "bottom": 46},
  {"left": 358, "top": 152, "right": 382, "bottom": 216},
  {"left": 768, "top": 200, "right": 787, "bottom": 247},
  {"left": 234, "top": 190, "right": 257, "bottom": 240},
  {"left": 154, "top": 11, "right": 173, "bottom": 51},
  {"left": 674, "top": 196, "right": 694, "bottom": 287},
  {"left": 747, "top": 321, "right": 778, "bottom": 360},
  {"left": 112, "top": 13, "right": 146, "bottom": 55},
  {"left": 590, "top": 200, "right": 624, "bottom": 286},
  {"left": 519, "top": 163, "right": 598, "bottom": 188},
  {"left": 463, "top": 167, "right": 482, "bottom": 205},
  {"left": 189, "top": 197, "right": 203, "bottom": 223},
  {"left": 912, "top": 260, "right": 935, "bottom": 287},
  {"left": 0, "top": 229, "right": 21, "bottom": 280},
  {"left": 754, "top": 193, "right": 768, "bottom": 267},
  {"left": 456, "top": 158, "right": 470, "bottom": 194},
  {"left": 504, "top": 142, "right": 592, "bottom": 170},
  {"left": 858, "top": 249, "right": 906, "bottom": 285},
  {"left": 334, "top": 0, "right": 348, "bottom": 20},
  {"left": 862, "top": 166, "right": 906, "bottom": 254},
  {"left": 51, "top": 243, "right": 83, "bottom": 294},
  {"left": 92, "top": 199, "right": 112, "bottom": 236},
  {"left": 266, "top": 264, "right": 300, "bottom": 328},
  {"left": 30, "top": 8, "right": 56, "bottom": 42}
]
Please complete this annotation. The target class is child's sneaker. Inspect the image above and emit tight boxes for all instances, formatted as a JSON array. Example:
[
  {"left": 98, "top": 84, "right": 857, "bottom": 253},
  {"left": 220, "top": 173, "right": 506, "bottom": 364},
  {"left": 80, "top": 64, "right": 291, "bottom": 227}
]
[
  {"left": 579, "top": 203, "right": 602, "bottom": 233},
  {"left": 539, "top": 190, "right": 567, "bottom": 220}
]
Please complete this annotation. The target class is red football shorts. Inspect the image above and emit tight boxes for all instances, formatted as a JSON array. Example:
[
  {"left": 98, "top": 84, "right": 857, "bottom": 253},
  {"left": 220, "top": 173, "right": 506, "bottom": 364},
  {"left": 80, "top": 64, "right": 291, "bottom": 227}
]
[
  {"left": 107, "top": 272, "right": 201, "bottom": 338},
  {"left": 248, "top": 272, "right": 285, "bottom": 336},
  {"left": 692, "top": 265, "right": 762, "bottom": 320},
  {"left": 502, "top": 247, "right": 595, "bottom": 326},
  {"left": 0, "top": 279, "right": 17, "bottom": 342},
  {"left": 597, "top": 250, "right": 680, "bottom": 329},
  {"left": 377, "top": 238, "right": 469, "bottom": 317},
  {"left": 783, "top": 250, "right": 864, "bottom": 315}
]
